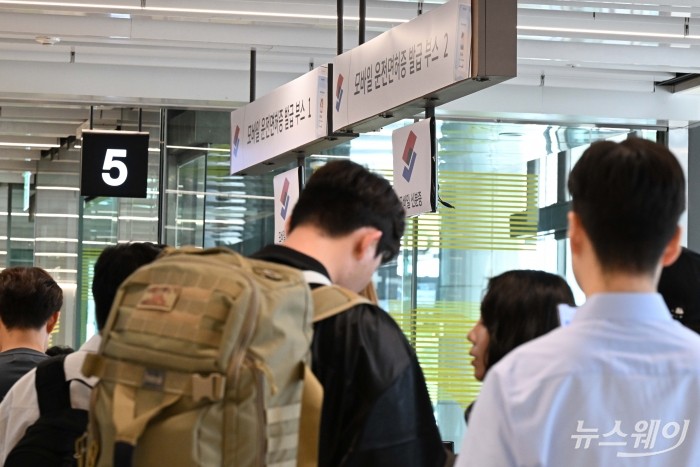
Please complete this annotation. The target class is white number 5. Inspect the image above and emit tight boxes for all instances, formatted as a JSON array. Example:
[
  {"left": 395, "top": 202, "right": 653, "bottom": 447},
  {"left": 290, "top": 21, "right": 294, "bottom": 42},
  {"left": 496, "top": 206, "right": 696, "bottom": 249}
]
[{"left": 102, "top": 149, "right": 128, "bottom": 187}]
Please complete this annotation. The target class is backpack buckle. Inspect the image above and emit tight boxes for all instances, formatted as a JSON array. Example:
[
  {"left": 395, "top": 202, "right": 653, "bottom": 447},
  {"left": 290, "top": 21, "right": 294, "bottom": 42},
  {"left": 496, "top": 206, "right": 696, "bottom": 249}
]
[{"left": 191, "top": 373, "right": 226, "bottom": 402}]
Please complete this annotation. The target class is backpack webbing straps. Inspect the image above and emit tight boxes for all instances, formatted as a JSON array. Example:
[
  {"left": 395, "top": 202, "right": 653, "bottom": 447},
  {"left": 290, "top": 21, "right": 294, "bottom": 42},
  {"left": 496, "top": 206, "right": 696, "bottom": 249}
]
[
  {"left": 311, "top": 285, "right": 370, "bottom": 323},
  {"left": 111, "top": 383, "right": 180, "bottom": 467},
  {"left": 297, "top": 365, "right": 323, "bottom": 467},
  {"left": 35, "top": 355, "right": 70, "bottom": 415},
  {"left": 82, "top": 353, "right": 226, "bottom": 402}
]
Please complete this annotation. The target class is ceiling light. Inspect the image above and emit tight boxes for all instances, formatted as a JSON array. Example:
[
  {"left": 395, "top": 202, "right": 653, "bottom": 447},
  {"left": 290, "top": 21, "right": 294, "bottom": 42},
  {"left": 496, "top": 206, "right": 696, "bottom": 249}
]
[
  {"left": 166, "top": 145, "right": 230, "bottom": 153},
  {"left": 0, "top": 141, "right": 60, "bottom": 148},
  {"left": 34, "top": 252, "right": 78, "bottom": 257},
  {"left": 0, "top": 1, "right": 407, "bottom": 24},
  {"left": 34, "top": 35, "right": 60, "bottom": 45},
  {"left": 517, "top": 25, "right": 683, "bottom": 40}
]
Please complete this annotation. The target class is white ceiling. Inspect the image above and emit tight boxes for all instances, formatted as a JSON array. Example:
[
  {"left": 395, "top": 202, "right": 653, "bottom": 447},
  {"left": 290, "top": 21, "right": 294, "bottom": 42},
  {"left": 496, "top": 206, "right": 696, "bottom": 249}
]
[{"left": 0, "top": 0, "right": 699, "bottom": 173}]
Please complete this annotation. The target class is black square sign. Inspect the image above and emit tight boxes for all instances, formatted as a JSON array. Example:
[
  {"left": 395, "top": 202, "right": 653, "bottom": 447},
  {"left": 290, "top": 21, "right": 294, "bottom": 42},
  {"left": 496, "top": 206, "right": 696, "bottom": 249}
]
[{"left": 80, "top": 130, "right": 149, "bottom": 198}]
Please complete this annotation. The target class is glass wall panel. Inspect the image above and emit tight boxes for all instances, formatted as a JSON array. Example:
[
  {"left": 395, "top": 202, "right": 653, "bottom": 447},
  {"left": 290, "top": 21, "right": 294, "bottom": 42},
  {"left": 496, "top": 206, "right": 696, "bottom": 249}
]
[
  {"left": 163, "top": 149, "right": 206, "bottom": 247},
  {"left": 163, "top": 110, "right": 278, "bottom": 255}
]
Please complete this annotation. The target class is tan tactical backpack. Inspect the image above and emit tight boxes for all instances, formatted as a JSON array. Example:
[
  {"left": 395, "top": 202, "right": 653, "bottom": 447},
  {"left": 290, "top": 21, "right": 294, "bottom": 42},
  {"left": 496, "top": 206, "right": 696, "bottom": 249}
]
[{"left": 78, "top": 247, "right": 313, "bottom": 467}]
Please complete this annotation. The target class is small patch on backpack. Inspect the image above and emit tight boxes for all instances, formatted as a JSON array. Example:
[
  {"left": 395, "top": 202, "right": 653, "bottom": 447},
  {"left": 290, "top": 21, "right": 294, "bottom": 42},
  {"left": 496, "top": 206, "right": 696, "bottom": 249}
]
[
  {"left": 254, "top": 267, "right": 284, "bottom": 281},
  {"left": 142, "top": 368, "right": 166, "bottom": 390},
  {"left": 137, "top": 284, "right": 180, "bottom": 311}
]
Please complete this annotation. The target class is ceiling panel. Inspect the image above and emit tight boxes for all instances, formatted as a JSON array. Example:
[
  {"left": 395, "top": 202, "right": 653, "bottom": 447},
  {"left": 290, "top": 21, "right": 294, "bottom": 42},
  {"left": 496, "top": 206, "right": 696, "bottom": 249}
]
[{"left": 0, "top": 0, "right": 697, "bottom": 172}]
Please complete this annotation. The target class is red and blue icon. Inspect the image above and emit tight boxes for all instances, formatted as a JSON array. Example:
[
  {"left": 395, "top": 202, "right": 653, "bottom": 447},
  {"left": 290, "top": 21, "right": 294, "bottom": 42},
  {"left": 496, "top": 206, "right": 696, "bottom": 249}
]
[
  {"left": 335, "top": 74, "right": 344, "bottom": 111},
  {"left": 402, "top": 131, "right": 418, "bottom": 182},
  {"left": 280, "top": 178, "right": 291, "bottom": 220},
  {"left": 233, "top": 125, "right": 240, "bottom": 158}
]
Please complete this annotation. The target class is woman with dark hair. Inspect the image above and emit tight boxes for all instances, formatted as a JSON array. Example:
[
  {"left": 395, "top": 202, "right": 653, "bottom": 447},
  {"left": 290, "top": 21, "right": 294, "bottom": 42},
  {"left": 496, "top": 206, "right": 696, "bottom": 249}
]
[{"left": 466, "top": 269, "right": 575, "bottom": 423}]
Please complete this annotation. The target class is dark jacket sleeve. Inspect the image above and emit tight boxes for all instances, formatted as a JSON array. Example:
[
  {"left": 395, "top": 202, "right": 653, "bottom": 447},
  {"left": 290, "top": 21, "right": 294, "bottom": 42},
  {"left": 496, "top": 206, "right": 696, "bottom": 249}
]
[{"left": 312, "top": 304, "right": 446, "bottom": 467}]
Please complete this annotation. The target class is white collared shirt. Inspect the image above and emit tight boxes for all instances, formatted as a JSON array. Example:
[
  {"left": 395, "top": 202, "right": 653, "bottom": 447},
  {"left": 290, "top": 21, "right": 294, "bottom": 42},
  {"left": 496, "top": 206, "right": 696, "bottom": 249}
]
[
  {"left": 0, "top": 334, "right": 101, "bottom": 464},
  {"left": 456, "top": 293, "right": 700, "bottom": 467}
]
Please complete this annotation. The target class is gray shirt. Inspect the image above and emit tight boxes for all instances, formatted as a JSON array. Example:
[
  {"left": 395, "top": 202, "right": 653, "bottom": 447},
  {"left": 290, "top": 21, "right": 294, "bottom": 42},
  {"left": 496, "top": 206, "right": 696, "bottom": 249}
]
[{"left": 0, "top": 348, "right": 47, "bottom": 400}]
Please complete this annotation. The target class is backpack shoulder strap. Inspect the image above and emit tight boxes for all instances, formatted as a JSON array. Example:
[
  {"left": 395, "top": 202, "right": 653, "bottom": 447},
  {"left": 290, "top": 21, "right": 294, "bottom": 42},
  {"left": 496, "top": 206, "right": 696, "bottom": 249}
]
[
  {"left": 311, "top": 285, "right": 370, "bottom": 323},
  {"left": 35, "top": 354, "right": 70, "bottom": 415},
  {"left": 6, "top": 355, "right": 89, "bottom": 467}
]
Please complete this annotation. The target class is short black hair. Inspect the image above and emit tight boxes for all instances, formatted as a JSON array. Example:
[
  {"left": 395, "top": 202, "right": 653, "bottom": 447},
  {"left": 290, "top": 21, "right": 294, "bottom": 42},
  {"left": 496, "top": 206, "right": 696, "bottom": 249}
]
[
  {"left": 289, "top": 160, "right": 405, "bottom": 263},
  {"left": 92, "top": 242, "right": 165, "bottom": 330},
  {"left": 481, "top": 269, "right": 575, "bottom": 373},
  {"left": 568, "top": 137, "right": 685, "bottom": 274},
  {"left": 0, "top": 267, "right": 63, "bottom": 330}
]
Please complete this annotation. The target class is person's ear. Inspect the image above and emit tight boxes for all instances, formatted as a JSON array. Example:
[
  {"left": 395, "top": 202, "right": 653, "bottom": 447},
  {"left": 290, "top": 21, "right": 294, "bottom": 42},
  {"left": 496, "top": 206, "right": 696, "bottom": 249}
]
[
  {"left": 283, "top": 214, "right": 293, "bottom": 239},
  {"left": 45, "top": 311, "right": 60, "bottom": 334},
  {"left": 354, "top": 227, "right": 383, "bottom": 261},
  {"left": 661, "top": 226, "right": 683, "bottom": 267},
  {"left": 568, "top": 211, "right": 583, "bottom": 255}
]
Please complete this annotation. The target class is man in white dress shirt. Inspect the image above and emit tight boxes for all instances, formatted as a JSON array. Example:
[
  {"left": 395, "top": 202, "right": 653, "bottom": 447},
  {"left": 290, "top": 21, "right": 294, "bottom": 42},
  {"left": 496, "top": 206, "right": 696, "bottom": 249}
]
[
  {"left": 0, "top": 242, "right": 163, "bottom": 465},
  {"left": 456, "top": 137, "right": 700, "bottom": 466}
]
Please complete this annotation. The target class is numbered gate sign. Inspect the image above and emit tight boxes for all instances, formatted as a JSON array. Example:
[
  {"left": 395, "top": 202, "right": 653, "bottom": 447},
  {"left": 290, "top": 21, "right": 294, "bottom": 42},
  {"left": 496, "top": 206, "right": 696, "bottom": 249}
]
[{"left": 80, "top": 130, "right": 149, "bottom": 198}]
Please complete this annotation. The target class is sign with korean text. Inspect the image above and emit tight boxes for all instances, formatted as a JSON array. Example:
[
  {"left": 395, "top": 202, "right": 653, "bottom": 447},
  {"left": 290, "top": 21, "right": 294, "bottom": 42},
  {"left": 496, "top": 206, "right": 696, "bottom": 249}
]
[
  {"left": 333, "top": 0, "right": 471, "bottom": 131},
  {"left": 393, "top": 119, "right": 434, "bottom": 217},
  {"left": 273, "top": 167, "right": 302, "bottom": 244},
  {"left": 80, "top": 130, "right": 149, "bottom": 198},
  {"left": 231, "top": 66, "right": 328, "bottom": 174}
]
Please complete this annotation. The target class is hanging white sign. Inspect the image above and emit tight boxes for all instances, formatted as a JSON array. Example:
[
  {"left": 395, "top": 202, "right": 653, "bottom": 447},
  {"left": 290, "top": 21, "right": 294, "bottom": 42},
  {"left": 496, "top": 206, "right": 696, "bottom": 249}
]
[
  {"left": 231, "top": 66, "right": 328, "bottom": 174},
  {"left": 273, "top": 167, "right": 302, "bottom": 244},
  {"left": 393, "top": 119, "right": 434, "bottom": 217},
  {"left": 333, "top": 0, "right": 471, "bottom": 131}
]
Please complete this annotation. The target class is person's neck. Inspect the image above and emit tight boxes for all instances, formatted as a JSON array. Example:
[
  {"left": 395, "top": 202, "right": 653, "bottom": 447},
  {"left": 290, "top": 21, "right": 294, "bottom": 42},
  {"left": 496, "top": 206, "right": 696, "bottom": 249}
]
[
  {"left": 283, "top": 226, "right": 349, "bottom": 285},
  {"left": 0, "top": 328, "right": 47, "bottom": 353},
  {"left": 585, "top": 270, "right": 658, "bottom": 296}
]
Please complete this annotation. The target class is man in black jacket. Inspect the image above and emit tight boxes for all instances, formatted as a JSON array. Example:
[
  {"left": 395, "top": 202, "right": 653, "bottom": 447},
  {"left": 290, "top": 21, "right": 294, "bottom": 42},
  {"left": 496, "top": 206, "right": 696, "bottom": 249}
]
[{"left": 253, "top": 160, "right": 448, "bottom": 467}]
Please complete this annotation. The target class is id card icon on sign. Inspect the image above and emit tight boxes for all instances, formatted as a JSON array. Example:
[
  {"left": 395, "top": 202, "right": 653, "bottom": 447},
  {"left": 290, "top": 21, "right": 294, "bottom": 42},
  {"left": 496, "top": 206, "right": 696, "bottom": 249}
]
[{"left": 402, "top": 131, "right": 418, "bottom": 182}]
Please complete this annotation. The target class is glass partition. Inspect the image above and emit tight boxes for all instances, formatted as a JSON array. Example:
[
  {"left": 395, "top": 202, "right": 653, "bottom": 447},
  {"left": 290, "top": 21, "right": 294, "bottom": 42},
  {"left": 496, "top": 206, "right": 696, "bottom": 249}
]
[{"left": 162, "top": 110, "right": 278, "bottom": 254}]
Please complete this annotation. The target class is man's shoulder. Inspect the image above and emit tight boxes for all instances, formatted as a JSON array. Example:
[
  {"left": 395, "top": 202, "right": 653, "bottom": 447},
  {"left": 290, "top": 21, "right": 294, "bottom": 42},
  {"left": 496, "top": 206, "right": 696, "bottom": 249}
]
[
  {"left": 63, "top": 346, "right": 98, "bottom": 383},
  {"left": 0, "top": 362, "right": 39, "bottom": 409},
  {"left": 492, "top": 326, "right": 574, "bottom": 375},
  {"left": 315, "top": 303, "right": 412, "bottom": 360},
  {"left": 0, "top": 349, "right": 47, "bottom": 380},
  {"left": 1, "top": 347, "right": 95, "bottom": 412},
  {"left": 491, "top": 313, "right": 700, "bottom": 383},
  {"left": 319, "top": 302, "right": 404, "bottom": 335}
]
